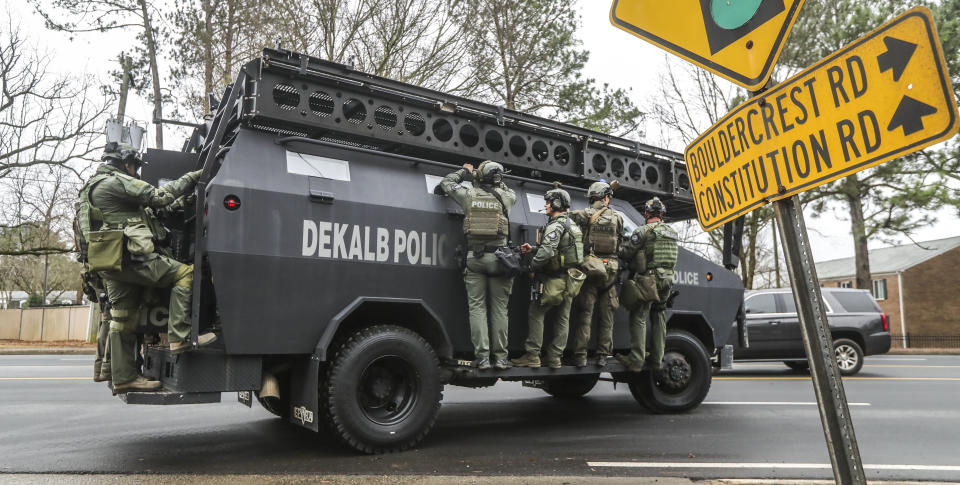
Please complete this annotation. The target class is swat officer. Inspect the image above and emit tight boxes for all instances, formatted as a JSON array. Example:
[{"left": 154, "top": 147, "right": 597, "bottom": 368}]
[
  {"left": 77, "top": 145, "right": 216, "bottom": 392},
  {"left": 438, "top": 161, "right": 517, "bottom": 370},
  {"left": 616, "top": 197, "right": 678, "bottom": 372},
  {"left": 511, "top": 186, "right": 583, "bottom": 369},
  {"left": 80, "top": 272, "right": 112, "bottom": 382},
  {"left": 568, "top": 181, "right": 623, "bottom": 367}
]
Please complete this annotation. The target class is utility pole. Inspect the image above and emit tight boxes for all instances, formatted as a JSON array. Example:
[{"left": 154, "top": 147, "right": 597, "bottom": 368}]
[{"left": 117, "top": 54, "right": 132, "bottom": 120}]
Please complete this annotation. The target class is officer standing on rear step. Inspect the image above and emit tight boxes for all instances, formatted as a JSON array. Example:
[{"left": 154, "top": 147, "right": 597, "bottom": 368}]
[
  {"left": 616, "top": 197, "right": 678, "bottom": 372},
  {"left": 568, "top": 181, "right": 623, "bottom": 368},
  {"left": 438, "top": 161, "right": 517, "bottom": 370},
  {"left": 511, "top": 186, "right": 584, "bottom": 369},
  {"left": 75, "top": 144, "right": 217, "bottom": 393}
]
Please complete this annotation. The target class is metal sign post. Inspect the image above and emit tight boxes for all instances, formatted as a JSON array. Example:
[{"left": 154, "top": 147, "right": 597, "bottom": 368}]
[{"left": 774, "top": 195, "right": 865, "bottom": 485}]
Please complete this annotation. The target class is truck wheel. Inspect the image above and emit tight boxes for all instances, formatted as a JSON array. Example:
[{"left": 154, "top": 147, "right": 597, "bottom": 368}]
[
  {"left": 628, "top": 330, "right": 711, "bottom": 413},
  {"left": 320, "top": 325, "right": 442, "bottom": 454},
  {"left": 784, "top": 361, "right": 809, "bottom": 372},
  {"left": 542, "top": 374, "right": 600, "bottom": 398},
  {"left": 834, "top": 338, "right": 864, "bottom": 376}
]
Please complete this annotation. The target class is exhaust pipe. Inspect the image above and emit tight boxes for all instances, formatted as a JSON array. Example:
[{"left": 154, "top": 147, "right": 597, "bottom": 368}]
[{"left": 260, "top": 372, "right": 280, "bottom": 400}]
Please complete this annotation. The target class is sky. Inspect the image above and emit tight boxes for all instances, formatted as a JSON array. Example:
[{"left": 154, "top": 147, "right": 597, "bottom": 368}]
[{"left": 9, "top": 0, "right": 960, "bottom": 265}]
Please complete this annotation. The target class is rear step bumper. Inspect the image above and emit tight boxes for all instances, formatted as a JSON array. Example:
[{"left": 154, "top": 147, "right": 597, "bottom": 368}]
[
  {"left": 119, "top": 390, "right": 222, "bottom": 405},
  {"left": 140, "top": 346, "right": 262, "bottom": 394}
]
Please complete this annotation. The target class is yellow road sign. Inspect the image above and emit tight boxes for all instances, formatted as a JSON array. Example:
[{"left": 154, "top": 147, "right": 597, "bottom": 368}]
[
  {"left": 610, "top": 0, "right": 805, "bottom": 90},
  {"left": 685, "top": 6, "right": 959, "bottom": 231}
]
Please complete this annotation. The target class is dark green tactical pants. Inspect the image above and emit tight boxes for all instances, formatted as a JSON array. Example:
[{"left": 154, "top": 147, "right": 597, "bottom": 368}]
[
  {"left": 524, "top": 278, "right": 573, "bottom": 361},
  {"left": 101, "top": 254, "right": 193, "bottom": 386},
  {"left": 570, "top": 275, "right": 618, "bottom": 359},
  {"left": 626, "top": 276, "right": 673, "bottom": 365},
  {"left": 94, "top": 307, "right": 111, "bottom": 379},
  {"left": 463, "top": 252, "right": 514, "bottom": 362}
]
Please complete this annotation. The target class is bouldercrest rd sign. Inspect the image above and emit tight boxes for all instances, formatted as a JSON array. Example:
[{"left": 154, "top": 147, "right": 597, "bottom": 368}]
[{"left": 684, "top": 6, "right": 959, "bottom": 231}]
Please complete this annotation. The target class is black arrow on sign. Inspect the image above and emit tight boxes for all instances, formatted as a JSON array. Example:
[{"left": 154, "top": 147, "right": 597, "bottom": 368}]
[
  {"left": 887, "top": 95, "right": 938, "bottom": 136},
  {"left": 877, "top": 36, "right": 917, "bottom": 82}
]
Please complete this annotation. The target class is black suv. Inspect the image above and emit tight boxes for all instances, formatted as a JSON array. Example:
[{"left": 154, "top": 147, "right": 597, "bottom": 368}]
[{"left": 728, "top": 288, "right": 891, "bottom": 375}]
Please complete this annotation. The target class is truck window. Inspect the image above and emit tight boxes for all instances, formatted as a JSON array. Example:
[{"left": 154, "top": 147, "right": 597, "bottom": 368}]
[
  {"left": 832, "top": 291, "right": 881, "bottom": 313},
  {"left": 526, "top": 193, "right": 545, "bottom": 213},
  {"left": 744, "top": 293, "right": 776, "bottom": 314},
  {"left": 424, "top": 174, "right": 444, "bottom": 194},
  {"left": 286, "top": 150, "right": 351, "bottom": 181}
]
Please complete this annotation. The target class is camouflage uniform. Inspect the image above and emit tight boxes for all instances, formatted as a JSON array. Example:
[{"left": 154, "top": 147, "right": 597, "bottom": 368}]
[
  {"left": 569, "top": 200, "right": 623, "bottom": 365},
  {"left": 438, "top": 166, "right": 517, "bottom": 365},
  {"left": 80, "top": 163, "right": 201, "bottom": 387},
  {"left": 515, "top": 212, "right": 583, "bottom": 368},
  {"left": 619, "top": 220, "right": 678, "bottom": 368}
]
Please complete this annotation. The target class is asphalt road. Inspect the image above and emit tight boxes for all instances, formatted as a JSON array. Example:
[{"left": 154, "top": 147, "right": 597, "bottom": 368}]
[{"left": 1, "top": 354, "right": 959, "bottom": 482}]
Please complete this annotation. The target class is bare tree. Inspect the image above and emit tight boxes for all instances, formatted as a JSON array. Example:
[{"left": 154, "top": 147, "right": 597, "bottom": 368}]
[
  {"left": 168, "top": 0, "right": 477, "bottom": 119},
  {"left": 33, "top": 0, "right": 166, "bottom": 148},
  {"left": 0, "top": 21, "right": 108, "bottom": 179},
  {"left": 0, "top": 16, "right": 108, "bottom": 303},
  {"left": 169, "top": 0, "right": 291, "bottom": 115},
  {"left": 461, "top": 0, "right": 642, "bottom": 137}
]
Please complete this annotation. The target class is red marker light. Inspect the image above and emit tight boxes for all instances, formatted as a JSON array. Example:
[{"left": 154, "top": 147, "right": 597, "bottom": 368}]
[
  {"left": 223, "top": 195, "right": 241, "bottom": 210},
  {"left": 881, "top": 313, "right": 889, "bottom": 332}
]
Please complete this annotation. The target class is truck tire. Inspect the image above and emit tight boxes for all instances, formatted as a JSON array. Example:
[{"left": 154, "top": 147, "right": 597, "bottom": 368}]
[
  {"left": 628, "top": 330, "right": 711, "bottom": 413},
  {"left": 320, "top": 324, "right": 442, "bottom": 454},
  {"left": 542, "top": 374, "right": 600, "bottom": 398},
  {"left": 834, "top": 338, "right": 864, "bottom": 376}
]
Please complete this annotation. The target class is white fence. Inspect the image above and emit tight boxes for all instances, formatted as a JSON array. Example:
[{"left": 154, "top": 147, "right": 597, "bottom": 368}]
[{"left": 0, "top": 306, "right": 93, "bottom": 341}]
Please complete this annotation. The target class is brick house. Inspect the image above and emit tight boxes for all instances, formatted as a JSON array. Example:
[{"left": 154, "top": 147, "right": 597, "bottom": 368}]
[{"left": 816, "top": 236, "right": 960, "bottom": 348}]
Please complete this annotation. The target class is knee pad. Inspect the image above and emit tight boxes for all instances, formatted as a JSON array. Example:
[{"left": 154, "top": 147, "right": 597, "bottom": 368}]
[{"left": 108, "top": 317, "right": 138, "bottom": 333}]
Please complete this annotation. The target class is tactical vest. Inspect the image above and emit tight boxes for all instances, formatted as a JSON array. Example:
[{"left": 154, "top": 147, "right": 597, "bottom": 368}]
[
  {"left": 585, "top": 207, "right": 620, "bottom": 256},
  {"left": 544, "top": 215, "right": 583, "bottom": 273},
  {"left": 647, "top": 222, "right": 678, "bottom": 271},
  {"left": 463, "top": 190, "right": 508, "bottom": 238},
  {"left": 73, "top": 173, "right": 113, "bottom": 261}
]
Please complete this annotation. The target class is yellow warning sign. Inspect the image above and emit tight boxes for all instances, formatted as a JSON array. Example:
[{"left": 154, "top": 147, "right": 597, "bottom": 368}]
[
  {"left": 610, "top": 0, "right": 805, "bottom": 90},
  {"left": 685, "top": 7, "right": 959, "bottom": 231}
]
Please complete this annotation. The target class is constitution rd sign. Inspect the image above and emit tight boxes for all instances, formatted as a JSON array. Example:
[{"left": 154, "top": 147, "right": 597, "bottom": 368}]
[
  {"left": 685, "top": 6, "right": 959, "bottom": 231},
  {"left": 610, "top": 0, "right": 806, "bottom": 90}
]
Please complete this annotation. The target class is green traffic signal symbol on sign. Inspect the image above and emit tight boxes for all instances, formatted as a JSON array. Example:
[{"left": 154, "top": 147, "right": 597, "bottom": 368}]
[
  {"left": 711, "top": 0, "right": 763, "bottom": 29},
  {"left": 700, "top": 0, "right": 785, "bottom": 54}
]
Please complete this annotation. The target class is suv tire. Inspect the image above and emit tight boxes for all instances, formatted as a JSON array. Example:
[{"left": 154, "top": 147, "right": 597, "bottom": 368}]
[
  {"left": 542, "top": 374, "right": 600, "bottom": 398},
  {"left": 628, "top": 330, "right": 712, "bottom": 413},
  {"left": 320, "top": 325, "right": 442, "bottom": 454},
  {"left": 834, "top": 338, "right": 864, "bottom": 376}
]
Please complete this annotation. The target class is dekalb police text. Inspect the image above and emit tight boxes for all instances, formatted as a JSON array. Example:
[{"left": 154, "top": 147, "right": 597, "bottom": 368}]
[{"left": 301, "top": 219, "right": 452, "bottom": 267}]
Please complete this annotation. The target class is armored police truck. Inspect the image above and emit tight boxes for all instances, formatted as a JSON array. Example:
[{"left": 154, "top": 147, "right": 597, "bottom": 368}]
[{"left": 128, "top": 48, "right": 745, "bottom": 454}]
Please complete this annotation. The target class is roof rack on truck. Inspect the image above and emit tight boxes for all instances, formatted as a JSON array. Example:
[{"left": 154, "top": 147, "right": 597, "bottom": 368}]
[{"left": 189, "top": 48, "right": 695, "bottom": 220}]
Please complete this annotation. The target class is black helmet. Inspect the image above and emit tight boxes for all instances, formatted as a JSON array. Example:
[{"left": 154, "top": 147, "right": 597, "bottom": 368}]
[
  {"left": 544, "top": 187, "right": 571, "bottom": 211},
  {"left": 475, "top": 160, "right": 505, "bottom": 184},
  {"left": 120, "top": 149, "right": 144, "bottom": 166},
  {"left": 644, "top": 197, "right": 666, "bottom": 217}
]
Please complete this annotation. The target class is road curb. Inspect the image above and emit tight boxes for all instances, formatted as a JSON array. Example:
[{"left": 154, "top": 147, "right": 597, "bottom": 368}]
[{"left": 0, "top": 348, "right": 95, "bottom": 355}]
